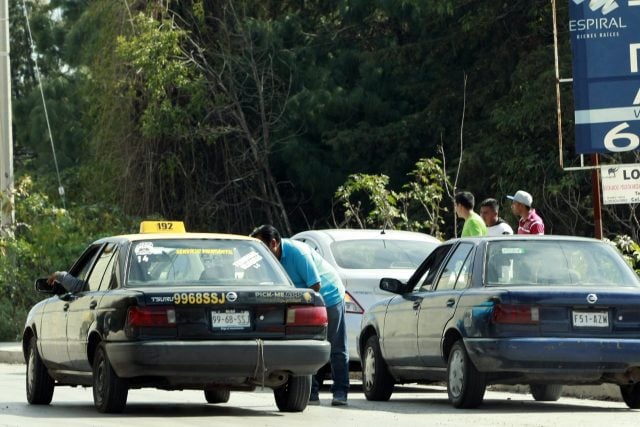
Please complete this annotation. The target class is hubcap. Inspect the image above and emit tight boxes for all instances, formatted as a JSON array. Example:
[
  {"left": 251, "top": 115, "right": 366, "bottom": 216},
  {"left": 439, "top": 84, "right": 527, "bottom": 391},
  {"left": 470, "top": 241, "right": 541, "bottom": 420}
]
[
  {"left": 27, "top": 348, "right": 35, "bottom": 393},
  {"left": 364, "top": 346, "right": 376, "bottom": 389},
  {"left": 95, "top": 357, "right": 105, "bottom": 404},
  {"left": 449, "top": 349, "right": 464, "bottom": 398}
]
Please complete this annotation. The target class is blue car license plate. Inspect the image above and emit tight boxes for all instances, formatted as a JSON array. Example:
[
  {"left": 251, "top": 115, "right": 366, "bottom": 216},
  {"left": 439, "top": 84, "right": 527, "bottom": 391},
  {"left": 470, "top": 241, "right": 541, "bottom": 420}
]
[{"left": 572, "top": 311, "right": 609, "bottom": 327}]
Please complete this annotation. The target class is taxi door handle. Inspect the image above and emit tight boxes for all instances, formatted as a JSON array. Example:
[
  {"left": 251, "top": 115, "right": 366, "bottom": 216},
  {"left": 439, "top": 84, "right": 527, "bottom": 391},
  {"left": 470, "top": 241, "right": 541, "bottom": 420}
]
[
  {"left": 63, "top": 303, "right": 69, "bottom": 311},
  {"left": 89, "top": 301, "right": 98, "bottom": 309},
  {"left": 446, "top": 298, "right": 455, "bottom": 307},
  {"left": 413, "top": 301, "right": 421, "bottom": 310}
]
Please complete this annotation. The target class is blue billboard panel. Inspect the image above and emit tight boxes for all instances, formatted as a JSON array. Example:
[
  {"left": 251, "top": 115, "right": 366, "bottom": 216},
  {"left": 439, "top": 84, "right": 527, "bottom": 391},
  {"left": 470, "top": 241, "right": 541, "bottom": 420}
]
[{"left": 569, "top": 0, "right": 640, "bottom": 154}]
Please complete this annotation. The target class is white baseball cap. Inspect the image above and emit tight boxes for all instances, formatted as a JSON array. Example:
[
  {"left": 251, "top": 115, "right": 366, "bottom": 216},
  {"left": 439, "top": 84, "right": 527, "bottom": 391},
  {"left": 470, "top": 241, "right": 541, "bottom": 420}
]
[{"left": 507, "top": 190, "right": 533, "bottom": 207}]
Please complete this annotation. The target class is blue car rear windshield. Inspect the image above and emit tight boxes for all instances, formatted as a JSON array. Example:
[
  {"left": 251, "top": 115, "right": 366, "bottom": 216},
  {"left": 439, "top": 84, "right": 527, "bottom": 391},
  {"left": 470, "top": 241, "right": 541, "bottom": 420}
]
[
  {"left": 126, "top": 239, "right": 290, "bottom": 287},
  {"left": 485, "top": 240, "right": 640, "bottom": 287}
]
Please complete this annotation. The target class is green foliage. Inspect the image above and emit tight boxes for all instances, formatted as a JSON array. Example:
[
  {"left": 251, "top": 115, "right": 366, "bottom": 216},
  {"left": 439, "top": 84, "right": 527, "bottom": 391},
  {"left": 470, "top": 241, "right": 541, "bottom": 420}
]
[
  {"left": 0, "top": 176, "right": 136, "bottom": 341},
  {"left": 335, "top": 158, "right": 448, "bottom": 237},
  {"left": 115, "top": 13, "right": 205, "bottom": 139},
  {"left": 610, "top": 235, "right": 640, "bottom": 275},
  {"left": 400, "top": 158, "right": 449, "bottom": 237},
  {"left": 335, "top": 173, "right": 399, "bottom": 229}
]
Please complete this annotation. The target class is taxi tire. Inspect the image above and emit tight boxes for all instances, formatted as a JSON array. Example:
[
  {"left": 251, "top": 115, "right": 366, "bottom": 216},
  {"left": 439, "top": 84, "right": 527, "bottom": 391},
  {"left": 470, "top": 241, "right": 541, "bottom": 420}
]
[
  {"left": 93, "top": 344, "right": 129, "bottom": 413},
  {"left": 529, "top": 384, "right": 563, "bottom": 401},
  {"left": 204, "top": 388, "right": 231, "bottom": 404},
  {"left": 274, "top": 375, "right": 311, "bottom": 412},
  {"left": 447, "top": 341, "right": 486, "bottom": 408},
  {"left": 26, "top": 336, "right": 54, "bottom": 405},
  {"left": 620, "top": 383, "right": 640, "bottom": 408},
  {"left": 362, "top": 335, "right": 394, "bottom": 401}
]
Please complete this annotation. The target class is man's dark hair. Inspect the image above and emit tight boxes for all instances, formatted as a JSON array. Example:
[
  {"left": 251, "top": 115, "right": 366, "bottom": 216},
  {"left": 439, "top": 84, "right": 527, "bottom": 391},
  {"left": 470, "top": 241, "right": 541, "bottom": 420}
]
[
  {"left": 454, "top": 191, "right": 475, "bottom": 210},
  {"left": 250, "top": 224, "right": 281, "bottom": 244},
  {"left": 480, "top": 198, "right": 499, "bottom": 213}
]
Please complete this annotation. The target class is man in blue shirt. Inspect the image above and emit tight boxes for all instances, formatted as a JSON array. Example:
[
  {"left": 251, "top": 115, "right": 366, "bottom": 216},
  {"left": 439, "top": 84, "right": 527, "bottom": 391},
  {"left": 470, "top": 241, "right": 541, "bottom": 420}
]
[{"left": 251, "top": 225, "right": 349, "bottom": 406}]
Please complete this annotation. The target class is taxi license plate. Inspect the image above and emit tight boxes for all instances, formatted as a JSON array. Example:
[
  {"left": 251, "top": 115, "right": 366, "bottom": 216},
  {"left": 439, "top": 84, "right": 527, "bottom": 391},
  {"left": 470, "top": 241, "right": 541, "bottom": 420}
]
[
  {"left": 572, "top": 311, "right": 609, "bottom": 328},
  {"left": 211, "top": 310, "right": 251, "bottom": 329}
]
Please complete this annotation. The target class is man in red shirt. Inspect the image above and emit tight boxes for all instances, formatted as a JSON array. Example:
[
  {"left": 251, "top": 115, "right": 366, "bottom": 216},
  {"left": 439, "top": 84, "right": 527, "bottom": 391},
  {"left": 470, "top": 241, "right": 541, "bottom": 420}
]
[{"left": 508, "top": 190, "right": 545, "bottom": 235}]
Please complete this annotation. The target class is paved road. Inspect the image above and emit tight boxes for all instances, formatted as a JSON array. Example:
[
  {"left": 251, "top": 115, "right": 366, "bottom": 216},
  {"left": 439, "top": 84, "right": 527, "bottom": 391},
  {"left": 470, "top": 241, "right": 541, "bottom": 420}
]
[{"left": 0, "top": 363, "right": 638, "bottom": 427}]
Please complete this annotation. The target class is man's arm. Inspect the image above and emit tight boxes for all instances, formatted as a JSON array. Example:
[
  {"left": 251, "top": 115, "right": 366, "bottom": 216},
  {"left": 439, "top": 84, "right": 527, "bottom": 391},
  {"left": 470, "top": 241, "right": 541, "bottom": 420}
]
[
  {"left": 529, "top": 221, "right": 544, "bottom": 235},
  {"left": 48, "top": 271, "right": 87, "bottom": 293},
  {"left": 292, "top": 244, "right": 322, "bottom": 291}
]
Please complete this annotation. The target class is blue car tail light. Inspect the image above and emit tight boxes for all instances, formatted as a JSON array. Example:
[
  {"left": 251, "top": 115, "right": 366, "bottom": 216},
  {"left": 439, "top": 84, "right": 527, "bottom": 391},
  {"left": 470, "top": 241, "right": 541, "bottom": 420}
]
[{"left": 492, "top": 304, "right": 540, "bottom": 324}]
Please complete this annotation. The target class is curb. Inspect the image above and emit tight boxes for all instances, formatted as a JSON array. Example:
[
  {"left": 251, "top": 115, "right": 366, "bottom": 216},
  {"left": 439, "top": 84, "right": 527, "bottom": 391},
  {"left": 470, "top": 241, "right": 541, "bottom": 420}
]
[{"left": 0, "top": 342, "right": 24, "bottom": 364}]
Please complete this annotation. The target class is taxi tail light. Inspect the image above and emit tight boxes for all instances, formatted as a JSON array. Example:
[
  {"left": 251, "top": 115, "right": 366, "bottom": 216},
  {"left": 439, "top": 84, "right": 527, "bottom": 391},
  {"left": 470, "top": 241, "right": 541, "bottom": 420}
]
[
  {"left": 127, "top": 306, "right": 177, "bottom": 327},
  {"left": 344, "top": 291, "right": 364, "bottom": 314},
  {"left": 286, "top": 305, "right": 328, "bottom": 326},
  {"left": 492, "top": 304, "right": 539, "bottom": 324}
]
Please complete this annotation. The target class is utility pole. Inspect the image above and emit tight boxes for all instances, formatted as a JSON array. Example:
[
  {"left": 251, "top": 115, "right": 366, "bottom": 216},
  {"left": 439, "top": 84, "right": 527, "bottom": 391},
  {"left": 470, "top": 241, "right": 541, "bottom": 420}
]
[{"left": 0, "top": 0, "right": 14, "bottom": 234}]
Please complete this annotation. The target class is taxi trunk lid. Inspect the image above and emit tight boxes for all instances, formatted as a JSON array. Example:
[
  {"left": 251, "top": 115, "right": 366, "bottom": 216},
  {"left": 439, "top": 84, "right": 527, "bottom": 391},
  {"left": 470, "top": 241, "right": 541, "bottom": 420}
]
[{"left": 127, "top": 286, "right": 327, "bottom": 340}]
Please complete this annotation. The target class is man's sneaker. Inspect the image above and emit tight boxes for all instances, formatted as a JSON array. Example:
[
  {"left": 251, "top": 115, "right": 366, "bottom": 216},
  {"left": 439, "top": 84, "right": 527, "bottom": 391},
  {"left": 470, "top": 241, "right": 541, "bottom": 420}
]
[
  {"left": 331, "top": 395, "right": 348, "bottom": 406},
  {"left": 308, "top": 396, "right": 321, "bottom": 406}
]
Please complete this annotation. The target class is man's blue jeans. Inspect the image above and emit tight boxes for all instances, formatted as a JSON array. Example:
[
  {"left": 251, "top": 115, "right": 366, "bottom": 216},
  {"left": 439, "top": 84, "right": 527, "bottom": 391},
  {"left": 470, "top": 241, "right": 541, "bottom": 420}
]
[{"left": 311, "top": 300, "right": 349, "bottom": 399}]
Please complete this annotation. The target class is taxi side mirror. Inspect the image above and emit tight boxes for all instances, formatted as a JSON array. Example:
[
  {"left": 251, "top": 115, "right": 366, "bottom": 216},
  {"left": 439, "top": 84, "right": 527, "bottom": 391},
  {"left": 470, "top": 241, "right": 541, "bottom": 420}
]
[{"left": 34, "top": 278, "right": 66, "bottom": 295}]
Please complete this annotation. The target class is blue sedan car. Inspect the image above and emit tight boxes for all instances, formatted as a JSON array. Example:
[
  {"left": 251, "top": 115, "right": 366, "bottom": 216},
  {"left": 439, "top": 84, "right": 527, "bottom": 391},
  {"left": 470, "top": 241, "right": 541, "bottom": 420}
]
[{"left": 359, "top": 236, "right": 640, "bottom": 408}]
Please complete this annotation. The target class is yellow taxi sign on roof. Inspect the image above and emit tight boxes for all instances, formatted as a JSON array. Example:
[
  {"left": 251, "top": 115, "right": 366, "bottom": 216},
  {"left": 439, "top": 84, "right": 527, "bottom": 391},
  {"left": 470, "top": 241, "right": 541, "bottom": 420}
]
[{"left": 139, "top": 221, "right": 186, "bottom": 234}]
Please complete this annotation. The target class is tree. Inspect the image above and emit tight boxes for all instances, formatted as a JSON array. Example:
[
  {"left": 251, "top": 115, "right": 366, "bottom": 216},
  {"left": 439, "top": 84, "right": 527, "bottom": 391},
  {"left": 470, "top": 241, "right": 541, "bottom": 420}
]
[
  {"left": 334, "top": 157, "right": 448, "bottom": 238},
  {"left": 68, "top": 0, "right": 294, "bottom": 233}
]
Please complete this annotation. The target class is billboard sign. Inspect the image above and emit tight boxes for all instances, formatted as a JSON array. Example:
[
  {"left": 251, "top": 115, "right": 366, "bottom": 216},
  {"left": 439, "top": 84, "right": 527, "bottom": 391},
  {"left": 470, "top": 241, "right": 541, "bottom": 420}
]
[
  {"left": 569, "top": 0, "right": 640, "bottom": 154},
  {"left": 600, "top": 164, "right": 640, "bottom": 204}
]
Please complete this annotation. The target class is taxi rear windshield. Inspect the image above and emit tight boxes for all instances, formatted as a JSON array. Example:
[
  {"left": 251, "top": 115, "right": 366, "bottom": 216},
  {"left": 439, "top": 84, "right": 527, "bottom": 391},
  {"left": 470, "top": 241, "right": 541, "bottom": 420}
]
[
  {"left": 126, "top": 239, "right": 290, "bottom": 287},
  {"left": 485, "top": 240, "right": 640, "bottom": 287}
]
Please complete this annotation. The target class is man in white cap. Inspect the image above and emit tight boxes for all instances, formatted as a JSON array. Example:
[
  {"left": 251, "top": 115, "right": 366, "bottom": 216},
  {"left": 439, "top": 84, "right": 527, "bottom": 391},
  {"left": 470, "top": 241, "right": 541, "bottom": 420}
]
[{"left": 508, "top": 190, "right": 545, "bottom": 235}]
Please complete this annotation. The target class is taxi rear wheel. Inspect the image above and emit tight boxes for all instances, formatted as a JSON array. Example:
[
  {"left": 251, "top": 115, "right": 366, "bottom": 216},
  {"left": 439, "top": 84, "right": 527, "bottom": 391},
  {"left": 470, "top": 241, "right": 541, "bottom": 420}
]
[
  {"left": 620, "top": 383, "right": 640, "bottom": 408},
  {"left": 204, "top": 388, "right": 231, "bottom": 404},
  {"left": 362, "top": 335, "right": 394, "bottom": 401},
  {"left": 93, "top": 344, "right": 128, "bottom": 413},
  {"left": 447, "top": 340, "right": 486, "bottom": 408},
  {"left": 530, "top": 384, "right": 563, "bottom": 401},
  {"left": 26, "top": 336, "right": 54, "bottom": 405},
  {"left": 273, "top": 375, "right": 311, "bottom": 412}
]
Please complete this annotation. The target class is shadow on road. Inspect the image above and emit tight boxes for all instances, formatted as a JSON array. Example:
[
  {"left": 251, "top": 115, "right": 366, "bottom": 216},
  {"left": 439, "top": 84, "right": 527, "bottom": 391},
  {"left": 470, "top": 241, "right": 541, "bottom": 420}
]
[
  {"left": 334, "top": 384, "right": 630, "bottom": 415},
  {"left": 3, "top": 401, "right": 284, "bottom": 419}
]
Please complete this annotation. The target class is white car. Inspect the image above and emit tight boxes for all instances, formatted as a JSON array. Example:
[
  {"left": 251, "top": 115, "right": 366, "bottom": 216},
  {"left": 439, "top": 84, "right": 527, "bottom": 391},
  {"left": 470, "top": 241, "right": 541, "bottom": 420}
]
[{"left": 291, "top": 229, "right": 440, "bottom": 367}]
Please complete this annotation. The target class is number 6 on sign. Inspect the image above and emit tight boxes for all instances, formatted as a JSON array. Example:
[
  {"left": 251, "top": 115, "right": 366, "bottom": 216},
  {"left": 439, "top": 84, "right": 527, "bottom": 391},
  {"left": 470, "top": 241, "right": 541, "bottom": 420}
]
[{"left": 604, "top": 122, "right": 640, "bottom": 152}]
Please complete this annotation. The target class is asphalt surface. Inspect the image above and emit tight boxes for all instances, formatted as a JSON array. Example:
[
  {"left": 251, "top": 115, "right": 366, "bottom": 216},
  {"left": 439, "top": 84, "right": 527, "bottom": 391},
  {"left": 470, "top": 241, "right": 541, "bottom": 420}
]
[{"left": 0, "top": 341, "right": 623, "bottom": 402}]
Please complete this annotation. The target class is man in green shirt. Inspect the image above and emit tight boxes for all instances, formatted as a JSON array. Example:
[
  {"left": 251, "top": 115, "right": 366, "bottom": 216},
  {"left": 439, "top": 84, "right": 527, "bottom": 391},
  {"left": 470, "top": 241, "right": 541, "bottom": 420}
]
[{"left": 455, "top": 191, "right": 487, "bottom": 237}]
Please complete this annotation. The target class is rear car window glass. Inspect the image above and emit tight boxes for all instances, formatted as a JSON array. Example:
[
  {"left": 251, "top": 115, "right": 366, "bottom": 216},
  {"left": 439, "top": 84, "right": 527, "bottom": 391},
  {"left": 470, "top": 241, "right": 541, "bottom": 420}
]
[
  {"left": 485, "top": 240, "right": 640, "bottom": 287},
  {"left": 330, "top": 239, "right": 438, "bottom": 269},
  {"left": 126, "top": 239, "right": 291, "bottom": 287}
]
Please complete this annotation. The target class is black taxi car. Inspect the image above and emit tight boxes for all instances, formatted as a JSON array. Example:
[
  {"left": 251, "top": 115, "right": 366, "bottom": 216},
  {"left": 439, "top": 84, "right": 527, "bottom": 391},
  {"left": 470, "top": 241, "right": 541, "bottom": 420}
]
[{"left": 23, "top": 221, "right": 330, "bottom": 413}]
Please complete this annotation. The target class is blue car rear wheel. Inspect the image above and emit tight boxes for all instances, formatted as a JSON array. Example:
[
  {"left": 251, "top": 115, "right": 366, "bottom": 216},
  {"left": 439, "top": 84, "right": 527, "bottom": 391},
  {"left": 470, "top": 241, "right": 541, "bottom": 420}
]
[
  {"left": 447, "top": 341, "right": 486, "bottom": 408},
  {"left": 621, "top": 383, "right": 640, "bottom": 408}
]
